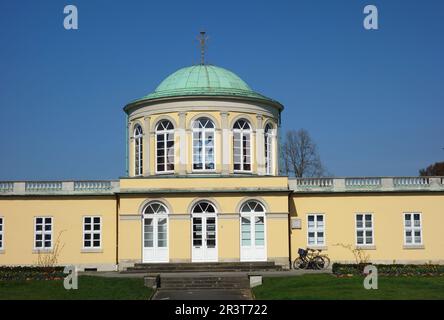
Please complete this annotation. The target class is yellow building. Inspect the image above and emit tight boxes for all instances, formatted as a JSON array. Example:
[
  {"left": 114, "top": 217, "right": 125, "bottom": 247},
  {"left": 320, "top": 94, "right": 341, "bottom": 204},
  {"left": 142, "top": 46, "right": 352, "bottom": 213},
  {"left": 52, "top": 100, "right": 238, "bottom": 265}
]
[{"left": 0, "top": 64, "right": 443, "bottom": 271}]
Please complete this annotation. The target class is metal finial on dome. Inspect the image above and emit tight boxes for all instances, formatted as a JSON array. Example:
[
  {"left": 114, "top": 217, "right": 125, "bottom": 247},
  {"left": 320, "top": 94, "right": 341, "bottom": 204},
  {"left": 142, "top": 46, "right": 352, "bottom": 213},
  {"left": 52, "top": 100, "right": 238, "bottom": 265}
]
[{"left": 197, "top": 31, "right": 208, "bottom": 65}]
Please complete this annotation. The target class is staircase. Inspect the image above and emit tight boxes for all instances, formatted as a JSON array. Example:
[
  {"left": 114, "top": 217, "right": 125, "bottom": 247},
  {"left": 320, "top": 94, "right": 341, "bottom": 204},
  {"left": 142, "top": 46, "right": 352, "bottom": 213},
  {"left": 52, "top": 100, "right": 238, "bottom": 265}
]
[
  {"left": 122, "top": 261, "right": 283, "bottom": 274},
  {"left": 160, "top": 274, "right": 250, "bottom": 290}
]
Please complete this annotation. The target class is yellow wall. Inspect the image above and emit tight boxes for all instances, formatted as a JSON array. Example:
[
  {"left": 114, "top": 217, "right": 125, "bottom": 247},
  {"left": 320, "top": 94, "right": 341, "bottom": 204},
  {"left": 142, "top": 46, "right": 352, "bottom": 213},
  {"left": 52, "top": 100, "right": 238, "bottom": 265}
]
[
  {"left": 0, "top": 197, "right": 117, "bottom": 270},
  {"left": 290, "top": 193, "right": 444, "bottom": 264},
  {"left": 118, "top": 188, "right": 289, "bottom": 265}
]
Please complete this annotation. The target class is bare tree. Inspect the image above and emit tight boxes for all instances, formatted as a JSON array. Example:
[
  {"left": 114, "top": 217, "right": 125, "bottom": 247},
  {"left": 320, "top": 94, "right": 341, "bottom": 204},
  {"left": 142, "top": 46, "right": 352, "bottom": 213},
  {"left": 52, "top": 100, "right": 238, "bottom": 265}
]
[{"left": 280, "top": 129, "right": 325, "bottom": 177}]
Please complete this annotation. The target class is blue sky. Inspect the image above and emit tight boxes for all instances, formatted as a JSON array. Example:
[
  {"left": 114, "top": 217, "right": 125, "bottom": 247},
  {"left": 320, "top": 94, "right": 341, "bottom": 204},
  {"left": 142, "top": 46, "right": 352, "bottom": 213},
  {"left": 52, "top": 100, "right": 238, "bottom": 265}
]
[{"left": 0, "top": 0, "right": 443, "bottom": 179}]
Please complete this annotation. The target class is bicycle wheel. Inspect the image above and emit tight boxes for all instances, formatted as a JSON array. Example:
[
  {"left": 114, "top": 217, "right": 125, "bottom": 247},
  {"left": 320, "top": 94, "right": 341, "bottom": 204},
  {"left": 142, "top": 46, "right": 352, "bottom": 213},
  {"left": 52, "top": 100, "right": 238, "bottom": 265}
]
[
  {"left": 293, "top": 257, "right": 307, "bottom": 270},
  {"left": 313, "top": 256, "right": 325, "bottom": 270},
  {"left": 321, "top": 255, "right": 331, "bottom": 269}
]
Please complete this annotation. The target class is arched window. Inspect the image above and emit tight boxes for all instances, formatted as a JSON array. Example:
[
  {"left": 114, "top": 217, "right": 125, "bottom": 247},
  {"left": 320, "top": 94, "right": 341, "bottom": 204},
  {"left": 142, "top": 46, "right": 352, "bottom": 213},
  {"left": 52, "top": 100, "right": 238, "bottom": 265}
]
[
  {"left": 191, "top": 200, "right": 217, "bottom": 261},
  {"left": 156, "top": 120, "right": 175, "bottom": 173},
  {"left": 233, "top": 119, "right": 252, "bottom": 172},
  {"left": 240, "top": 200, "right": 266, "bottom": 261},
  {"left": 192, "top": 117, "right": 215, "bottom": 171},
  {"left": 264, "top": 124, "right": 273, "bottom": 175},
  {"left": 134, "top": 124, "right": 143, "bottom": 176},
  {"left": 143, "top": 201, "right": 168, "bottom": 262}
]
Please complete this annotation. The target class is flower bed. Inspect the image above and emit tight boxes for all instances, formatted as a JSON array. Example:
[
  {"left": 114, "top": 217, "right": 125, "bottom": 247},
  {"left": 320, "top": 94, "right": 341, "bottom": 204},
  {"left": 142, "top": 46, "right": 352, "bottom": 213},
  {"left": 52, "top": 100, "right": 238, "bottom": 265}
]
[
  {"left": 0, "top": 266, "right": 65, "bottom": 281},
  {"left": 332, "top": 263, "right": 444, "bottom": 276}
]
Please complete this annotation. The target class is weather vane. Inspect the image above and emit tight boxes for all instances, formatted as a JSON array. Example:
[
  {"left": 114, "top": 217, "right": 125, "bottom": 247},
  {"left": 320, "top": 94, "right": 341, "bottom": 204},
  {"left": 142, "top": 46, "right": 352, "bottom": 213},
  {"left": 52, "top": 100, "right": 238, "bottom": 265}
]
[{"left": 197, "top": 31, "right": 209, "bottom": 65}]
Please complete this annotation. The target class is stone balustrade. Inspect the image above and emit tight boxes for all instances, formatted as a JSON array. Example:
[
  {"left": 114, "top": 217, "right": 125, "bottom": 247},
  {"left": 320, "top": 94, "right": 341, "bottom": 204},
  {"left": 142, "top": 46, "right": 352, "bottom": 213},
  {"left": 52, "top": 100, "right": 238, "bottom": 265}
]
[
  {"left": 289, "top": 177, "right": 444, "bottom": 193},
  {"left": 0, "top": 180, "right": 119, "bottom": 195}
]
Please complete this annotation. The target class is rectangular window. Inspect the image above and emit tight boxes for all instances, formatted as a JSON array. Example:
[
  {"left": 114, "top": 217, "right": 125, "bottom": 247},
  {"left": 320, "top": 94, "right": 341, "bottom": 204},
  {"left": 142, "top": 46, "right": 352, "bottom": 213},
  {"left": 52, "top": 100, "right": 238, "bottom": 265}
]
[
  {"left": 356, "top": 213, "right": 374, "bottom": 245},
  {"left": 34, "top": 217, "right": 52, "bottom": 250},
  {"left": 0, "top": 217, "right": 4, "bottom": 250},
  {"left": 83, "top": 216, "right": 101, "bottom": 248},
  {"left": 404, "top": 213, "right": 422, "bottom": 245},
  {"left": 307, "top": 214, "right": 325, "bottom": 246}
]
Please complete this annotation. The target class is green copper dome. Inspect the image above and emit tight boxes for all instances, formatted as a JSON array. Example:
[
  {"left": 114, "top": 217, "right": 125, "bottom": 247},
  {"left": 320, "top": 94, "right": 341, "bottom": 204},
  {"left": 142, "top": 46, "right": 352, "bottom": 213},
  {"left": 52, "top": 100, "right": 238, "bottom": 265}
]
[{"left": 129, "top": 65, "right": 282, "bottom": 107}]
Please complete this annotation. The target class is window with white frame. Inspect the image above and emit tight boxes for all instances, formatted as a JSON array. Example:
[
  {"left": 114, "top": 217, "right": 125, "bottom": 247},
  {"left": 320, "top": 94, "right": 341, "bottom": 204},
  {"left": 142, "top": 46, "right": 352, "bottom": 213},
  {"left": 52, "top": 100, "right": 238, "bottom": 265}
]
[
  {"left": 155, "top": 120, "right": 175, "bottom": 173},
  {"left": 404, "top": 213, "right": 422, "bottom": 245},
  {"left": 307, "top": 214, "right": 325, "bottom": 246},
  {"left": 192, "top": 117, "right": 215, "bottom": 171},
  {"left": 0, "top": 217, "right": 3, "bottom": 250},
  {"left": 264, "top": 123, "right": 273, "bottom": 175},
  {"left": 134, "top": 124, "right": 143, "bottom": 176},
  {"left": 83, "top": 216, "right": 101, "bottom": 249},
  {"left": 34, "top": 217, "right": 52, "bottom": 250},
  {"left": 233, "top": 119, "right": 252, "bottom": 172},
  {"left": 356, "top": 213, "right": 373, "bottom": 245}
]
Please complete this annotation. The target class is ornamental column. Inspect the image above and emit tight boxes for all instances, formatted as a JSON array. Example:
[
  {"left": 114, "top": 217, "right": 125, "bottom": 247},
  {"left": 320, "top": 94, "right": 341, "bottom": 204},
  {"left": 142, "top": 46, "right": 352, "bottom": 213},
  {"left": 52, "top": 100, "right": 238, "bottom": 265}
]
[
  {"left": 143, "top": 116, "right": 151, "bottom": 176},
  {"left": 178, "top": 112, "right": 187, "bottom": 175},
  {"left": 220, "top": 112, "right": 230, "bottom": 175},
  {"left": 256, "top": 115, "right": 265, "bottom": 175}
]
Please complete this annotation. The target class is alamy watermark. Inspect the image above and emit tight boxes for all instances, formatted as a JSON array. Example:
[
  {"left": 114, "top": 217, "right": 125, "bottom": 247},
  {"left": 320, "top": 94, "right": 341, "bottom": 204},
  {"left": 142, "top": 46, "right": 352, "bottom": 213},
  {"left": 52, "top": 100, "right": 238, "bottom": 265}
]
[
  {"left": 363, "top": 5, "right": 379, "bottom": 30},
  {"left": 63, "top": 5, "right": 78, "bottom": 30},
  {"left": 63, "top": 265, "right": 78, "bottom": 290},
  {"left": 363, "top": 265, "right": 378, "bottom": 290}
]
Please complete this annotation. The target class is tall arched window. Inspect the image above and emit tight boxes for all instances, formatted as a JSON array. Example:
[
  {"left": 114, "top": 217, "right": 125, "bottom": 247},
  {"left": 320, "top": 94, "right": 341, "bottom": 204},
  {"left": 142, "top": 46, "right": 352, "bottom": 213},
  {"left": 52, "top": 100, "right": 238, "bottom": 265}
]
[
  {"left": 156, "top": 120, "right": 175, "bottom": 173},
  {"left": 240, "top": 200, "right": 266, "bottom": 261},
  {"left": 191, "top": 200, "right": 217, "bottom": 261},
  {"left": 192, "top": 117, "right": 215, "bottom": 171},
  {"left": 134, "top": 124, "right": 143, "bottom": 176},
  {"left": 143, "top": 201, "right": 169, "bottom": 262},
  {"left": 233, "top": 119, "right": 251, "bottom": 172},
  {"left": 264, "top": 124, "right": 273, "bottom": 175}
]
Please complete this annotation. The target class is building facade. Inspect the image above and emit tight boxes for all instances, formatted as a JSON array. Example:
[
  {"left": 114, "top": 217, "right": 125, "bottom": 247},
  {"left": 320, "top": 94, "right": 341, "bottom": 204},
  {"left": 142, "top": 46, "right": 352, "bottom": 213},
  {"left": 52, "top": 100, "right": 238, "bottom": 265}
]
[{"left": 1, "top": 64, "right": 443, "bottom": 271}]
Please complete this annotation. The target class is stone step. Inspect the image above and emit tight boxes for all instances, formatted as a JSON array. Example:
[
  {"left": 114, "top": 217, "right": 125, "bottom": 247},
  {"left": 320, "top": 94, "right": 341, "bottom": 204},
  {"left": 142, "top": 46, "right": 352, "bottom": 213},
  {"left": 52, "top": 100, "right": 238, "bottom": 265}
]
[
  {"left": 124, "top": 262, "right": 282, "bottom": 274},
  {"left": 159, "top": 275, "right": 250, "bottom": 289}
]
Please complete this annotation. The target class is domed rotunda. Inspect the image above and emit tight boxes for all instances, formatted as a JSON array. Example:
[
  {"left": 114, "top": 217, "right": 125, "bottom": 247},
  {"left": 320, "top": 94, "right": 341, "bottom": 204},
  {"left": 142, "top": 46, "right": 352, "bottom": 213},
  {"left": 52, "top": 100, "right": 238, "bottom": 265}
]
[{"left": 124, "top": 64, "right": 283, "bottom": 177}]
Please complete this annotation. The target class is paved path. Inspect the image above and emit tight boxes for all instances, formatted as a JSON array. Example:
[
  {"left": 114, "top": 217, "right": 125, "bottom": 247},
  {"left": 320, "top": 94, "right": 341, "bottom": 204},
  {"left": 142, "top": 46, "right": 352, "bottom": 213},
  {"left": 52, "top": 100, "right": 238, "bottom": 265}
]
[{"left": 151, "top": 288, "right": 253, "bottom": 300}]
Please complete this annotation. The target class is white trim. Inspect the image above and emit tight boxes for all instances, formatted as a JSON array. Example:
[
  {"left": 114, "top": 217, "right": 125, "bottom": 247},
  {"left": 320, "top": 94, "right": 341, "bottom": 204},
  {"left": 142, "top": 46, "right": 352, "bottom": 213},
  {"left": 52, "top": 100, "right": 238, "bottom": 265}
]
[
  {"left": 306, "top": 213, "right": 326, "bottom": 247},
  {"left": 355, "top": 213, "right": 374, "bottom": 246},
  {"left": 403, "top": 212, "right": 423, "bottom": 246},
  {"left": 34, "top": 216, "right": 53, "bottom": 251},
  {"left": 82, "top": 216, "right": 102, "bottom": 250}
]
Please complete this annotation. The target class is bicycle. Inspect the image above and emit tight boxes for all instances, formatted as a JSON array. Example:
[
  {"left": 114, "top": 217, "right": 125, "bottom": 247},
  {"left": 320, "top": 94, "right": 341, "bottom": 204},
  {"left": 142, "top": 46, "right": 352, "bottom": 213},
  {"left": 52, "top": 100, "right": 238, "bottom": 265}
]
[{"left": 293, "top": 248, "right": 330, "bottom": 270}]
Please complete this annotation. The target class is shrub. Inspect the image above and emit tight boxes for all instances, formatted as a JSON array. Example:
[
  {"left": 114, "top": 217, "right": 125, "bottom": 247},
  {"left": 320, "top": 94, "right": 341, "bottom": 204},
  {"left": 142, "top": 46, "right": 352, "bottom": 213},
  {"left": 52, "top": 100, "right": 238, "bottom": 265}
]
[
  {"left": 0, "top": 266, "right": 65, "bottom": 281},
  {"left": 332, "top": 263, "right": 444, "bottom": 276}
]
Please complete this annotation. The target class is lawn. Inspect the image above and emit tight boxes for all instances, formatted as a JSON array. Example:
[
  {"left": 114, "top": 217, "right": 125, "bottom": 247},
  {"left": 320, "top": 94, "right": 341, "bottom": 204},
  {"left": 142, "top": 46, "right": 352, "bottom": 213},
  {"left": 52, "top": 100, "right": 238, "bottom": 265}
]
[
  {"left": 253, "top": 274, "right": 444, "bottom": 300},
  {"left": 0, "top": 276, "right": 153, "bottom": 300}
]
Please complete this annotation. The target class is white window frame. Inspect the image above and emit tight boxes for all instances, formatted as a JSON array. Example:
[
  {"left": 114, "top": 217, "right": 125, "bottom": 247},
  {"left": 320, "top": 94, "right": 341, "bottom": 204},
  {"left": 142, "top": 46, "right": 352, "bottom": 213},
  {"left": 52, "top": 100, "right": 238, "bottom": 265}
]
[
  {"left": 355, "top": 213, "right": 374, "bottom": 246},
  {"left": 306, "top": 214, "right": 325, "bottom": 247},
  {"left": 192, "top": 118, "right": 216, "bottom": 172},
  {"left": 0, "top": 217, "right": 4, "bottom": 250},
  {"left": 155, "top": 120, "right": 175, "bottom": 174},
  {"left": 404, "top": 212, "right": 423, "bottom": 246},
  {"left": 264, "top": 124, "right": 273, "bottom": 175},
  {"left": 233, "top": 119, "right": 252, "bottom": 173},
  {"left": 34, "top": 216, "right": 53, "bottom": 251},
  {"left": 134, "top": 125, "right": 143, "bottom": 176},
  {"left": 83, "top": 216, "right": 102, "bottom": 249}
]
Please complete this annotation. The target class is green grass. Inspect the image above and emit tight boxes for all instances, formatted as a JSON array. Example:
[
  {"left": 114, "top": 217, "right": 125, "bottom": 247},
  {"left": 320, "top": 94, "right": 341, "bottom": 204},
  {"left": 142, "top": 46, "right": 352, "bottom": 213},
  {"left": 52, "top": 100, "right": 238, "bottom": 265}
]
[
  {"left": 253, "top": 274, "right": 444, "bottom": 300},
  {"left": 0, "top": 276, "right": 153, "bottom": 300}
]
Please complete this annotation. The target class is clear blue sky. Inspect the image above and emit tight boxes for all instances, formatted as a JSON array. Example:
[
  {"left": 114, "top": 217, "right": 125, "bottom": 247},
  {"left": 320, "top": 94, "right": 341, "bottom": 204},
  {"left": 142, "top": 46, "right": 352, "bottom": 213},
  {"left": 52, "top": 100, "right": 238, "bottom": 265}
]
[{"left": 0, "top": 0, "right": 443, "bottom": 180}]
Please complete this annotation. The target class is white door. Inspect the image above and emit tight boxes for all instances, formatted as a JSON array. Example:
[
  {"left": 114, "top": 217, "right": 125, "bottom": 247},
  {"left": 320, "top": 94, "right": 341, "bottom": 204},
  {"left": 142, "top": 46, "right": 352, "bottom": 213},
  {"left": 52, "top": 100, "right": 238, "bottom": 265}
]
[
  {"left": 142, "top": 202, "right": 169, "bottom": 263},
  {"left": 240, "top": 201, "right": 267, "bottom": 261},
  {"left": 191, "top": 201, "right": 218, "bottom": 262}
]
